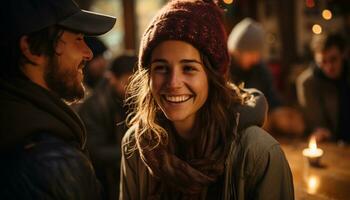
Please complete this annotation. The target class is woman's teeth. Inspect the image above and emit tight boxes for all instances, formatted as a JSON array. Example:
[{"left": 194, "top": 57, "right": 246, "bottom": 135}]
[{"left": 164, "top": 95, "right": 191, "bottom": 103}]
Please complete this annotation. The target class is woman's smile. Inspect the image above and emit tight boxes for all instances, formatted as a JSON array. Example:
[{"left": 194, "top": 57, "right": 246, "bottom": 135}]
[{"left": 163, "top": 94, "right": 193, "bottom": 103}]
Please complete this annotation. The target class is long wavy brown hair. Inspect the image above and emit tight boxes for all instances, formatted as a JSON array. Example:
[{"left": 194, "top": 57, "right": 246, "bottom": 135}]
[{"left": 125, "top": 52, "right": 244, "bottom": 156}]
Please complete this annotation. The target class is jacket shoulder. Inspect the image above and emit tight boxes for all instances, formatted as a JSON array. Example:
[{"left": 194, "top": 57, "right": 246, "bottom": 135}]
[
  {"left": 239, "top": 126, "right": 279, "bottom": 152},
  {"left": 234, "top": 126, "right": 280, "bottom": 176},
  {"left": 234, "top": 126, "right": 294, "bottom": 199},
  {"left": 0, "top": 134, "right": 101, "bottom": 200}
]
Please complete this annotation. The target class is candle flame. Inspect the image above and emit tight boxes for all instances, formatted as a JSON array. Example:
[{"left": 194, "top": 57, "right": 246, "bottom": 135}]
[
  {"left": 303, "top": 136, "right": 323, "bottom": 158},
  {"left": 309, "top": 136, "right": 317, "bottom": 150}
]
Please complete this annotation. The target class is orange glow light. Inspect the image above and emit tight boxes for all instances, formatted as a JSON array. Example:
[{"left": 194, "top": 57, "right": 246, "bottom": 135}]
[
  {"left": 307, "top": 175, "right": 320, "bottom": 194},
  {"left": 302, "top": 136, "right": 323, "bottom": 158},
  {"left": 306, "top": 0, "right": 315, "bottom": 8},
  {"left": 322, "top": 9, "right": 332, "bottom": 20},
  {"left": 223, "top": 0, "right": 234, "bottom": 5},
  {"left": 312, "top": 24, "right": 322, "bottom": 34}
]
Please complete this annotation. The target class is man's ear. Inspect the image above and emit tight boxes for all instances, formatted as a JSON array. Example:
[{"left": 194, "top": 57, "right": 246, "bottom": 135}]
[{"left": 19, "top": 36, "right": 46, "bottom": 66}]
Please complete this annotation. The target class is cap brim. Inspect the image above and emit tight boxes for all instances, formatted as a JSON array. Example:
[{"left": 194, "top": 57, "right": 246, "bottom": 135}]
[{"left": 58, "top": 10, "right": 116, "bottom": 36}]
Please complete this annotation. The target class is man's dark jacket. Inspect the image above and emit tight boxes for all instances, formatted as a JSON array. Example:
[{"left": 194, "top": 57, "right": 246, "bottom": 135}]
[
  {"left": 0, "top": 76, "right": 101, "bottom": 199},
  {"left": 296, "top": 62, "right": 350, "bottom": 142}
]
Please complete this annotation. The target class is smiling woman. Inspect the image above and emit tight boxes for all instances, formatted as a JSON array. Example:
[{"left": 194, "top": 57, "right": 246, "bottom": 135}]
[
  {"left": 150, "top": 40, "right": 209, "bottom": 139},
  {"left": 120, "top": 0, "right": 294, "bottom": 199}
]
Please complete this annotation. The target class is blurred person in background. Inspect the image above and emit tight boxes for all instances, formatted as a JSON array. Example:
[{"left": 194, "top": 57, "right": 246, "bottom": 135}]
[
  {"left": 296, "top": 33, "right": 349, "bottom": 143},
  {"left": 78, "top": 53, "right": 137, "bottom": 200},
  {"left": 0, "top": 0, "right": 115, "bottom": 198},
  {"left": 228, "top": 18, "right": 305, "bottom": 138},
  {"left": 84, "top": 37, "right": 109, "bottom": 91}
]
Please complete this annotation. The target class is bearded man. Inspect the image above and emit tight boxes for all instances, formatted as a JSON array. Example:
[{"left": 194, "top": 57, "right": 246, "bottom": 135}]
[{"left": 0, "top": 0, "right": 116, "bottom": 199}]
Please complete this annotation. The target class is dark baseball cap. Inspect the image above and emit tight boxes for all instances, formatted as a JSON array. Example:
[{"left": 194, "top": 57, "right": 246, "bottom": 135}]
[{"left": 8, "top": 0, "right": 116, "bottom": 39}]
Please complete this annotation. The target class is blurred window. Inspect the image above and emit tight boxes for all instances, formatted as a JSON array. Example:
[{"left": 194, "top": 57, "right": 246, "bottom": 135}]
[
  {"left": 91, "top": 0, "right": 124, "bottom": 52},
  {"left": 135, "top": 0, "right": 165, "bottom": 48}
]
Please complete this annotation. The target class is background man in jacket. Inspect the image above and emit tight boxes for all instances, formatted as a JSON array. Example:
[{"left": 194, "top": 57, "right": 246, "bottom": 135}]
[
  {"left": 296, "top": 33, "right": 349, "bottom": 143},
  {"left": 0, "top": 0, "right": 115, "bottom": 199}
]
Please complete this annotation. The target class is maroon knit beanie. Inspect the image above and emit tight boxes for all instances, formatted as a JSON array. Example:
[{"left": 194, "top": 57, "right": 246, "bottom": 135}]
[{"left": 139, "top": 0, "right": 229, "bottom": 75}]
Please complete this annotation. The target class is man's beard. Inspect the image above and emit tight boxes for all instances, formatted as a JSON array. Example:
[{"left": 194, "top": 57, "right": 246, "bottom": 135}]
[{"left": 44, "top": 56, "right": 85, "bottom": 103}]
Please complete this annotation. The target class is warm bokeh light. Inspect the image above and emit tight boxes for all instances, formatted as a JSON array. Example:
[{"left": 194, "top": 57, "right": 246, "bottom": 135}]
[
  {"left": 309, "top": 136, "right": 317, "bottom": 151},
  {"left": 303, "top": 136, "right": 323, "bottom": 158},
  {"left": 223, "top": 0, "right": 234, "bottom": 4},
  {"left": 306, "top": 0, "right": 315, "bottom": 8},
  {"left": 312, "top": 24, "right": 322, "bottom": 34},
  {"left": 322, "top": 9, "right": 332, "bottom": 20},
  {"left": 307, "top": 175, "right": 320, "bottom": 194}
]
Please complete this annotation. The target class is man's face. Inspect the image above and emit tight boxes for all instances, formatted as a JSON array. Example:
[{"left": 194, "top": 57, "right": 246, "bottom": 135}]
[
  {"left": 45, "top": 31, "right": 93, "bottom": 102},
  {"left": 316, "top": 46, "right": 344, "bottom": 80}
]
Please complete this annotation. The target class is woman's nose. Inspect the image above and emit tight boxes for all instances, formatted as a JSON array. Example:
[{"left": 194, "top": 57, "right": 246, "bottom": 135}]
[{"left": 166, "top": 69, "right": 182, "bottom": 89}]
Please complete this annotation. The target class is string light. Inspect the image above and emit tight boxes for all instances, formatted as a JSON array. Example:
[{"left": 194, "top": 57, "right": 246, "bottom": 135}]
[
  {"left": 322, "top": 9, "right": 332, "bottom": 20},
  {"left": 305, "top": 0, "right": 315, "bottom": 8},
  {"left": 312, "top": 24, "right": 322, "bottom": 34},
  {"left": 223, "top": 0, "right": 234, "bottom": 5}
]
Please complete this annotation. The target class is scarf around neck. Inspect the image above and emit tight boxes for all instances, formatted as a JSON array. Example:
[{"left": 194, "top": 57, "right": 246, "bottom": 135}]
[{"left": 139, "top": 116, "right": 237, "bottom": 199}]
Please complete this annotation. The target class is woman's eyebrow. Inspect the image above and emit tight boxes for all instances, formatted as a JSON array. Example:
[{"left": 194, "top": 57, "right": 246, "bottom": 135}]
[
  {"left": 180, "top": 59, "right": 202, "bottom": 65},
  {"left": 151, "top": 59, "right": 168, "bottom": 64}
]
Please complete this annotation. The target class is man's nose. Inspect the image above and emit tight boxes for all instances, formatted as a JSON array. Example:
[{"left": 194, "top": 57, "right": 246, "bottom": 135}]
[{"left": 83, "top": 41, "right": 93, "bottom": 61}]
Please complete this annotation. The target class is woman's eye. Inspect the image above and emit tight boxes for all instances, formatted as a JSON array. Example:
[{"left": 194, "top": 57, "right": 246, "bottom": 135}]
[
  {"left": 152, "top": 65, "right": 168, "bottom": 73},
  {"left": 183, "top": 66, "right": 196, "bottom": 73}
]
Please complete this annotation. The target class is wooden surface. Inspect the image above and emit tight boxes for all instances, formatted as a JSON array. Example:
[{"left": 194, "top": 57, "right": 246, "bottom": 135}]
[{"left": 280, "top": 140, "right": 350, "bottom": 200}]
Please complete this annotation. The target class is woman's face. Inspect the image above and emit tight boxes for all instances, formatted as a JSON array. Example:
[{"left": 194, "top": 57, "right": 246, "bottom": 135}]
[{"left": 150, "top": 40, "right": 208, "bottom": 130}]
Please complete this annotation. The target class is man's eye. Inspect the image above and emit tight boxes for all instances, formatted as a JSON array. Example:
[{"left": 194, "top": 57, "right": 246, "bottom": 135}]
[{"left": 76, "top": 35, "right": 84, "bottom": 41}]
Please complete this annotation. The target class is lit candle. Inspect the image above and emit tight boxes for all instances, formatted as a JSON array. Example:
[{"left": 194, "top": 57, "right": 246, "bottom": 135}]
[{"left": 302, "top": 137, "right": 324, "bottom": 166}]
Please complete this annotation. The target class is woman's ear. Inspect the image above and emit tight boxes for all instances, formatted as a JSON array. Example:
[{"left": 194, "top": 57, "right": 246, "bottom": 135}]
[{"left": 19, "top": 36, "right": 46, "bottom": 66}]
